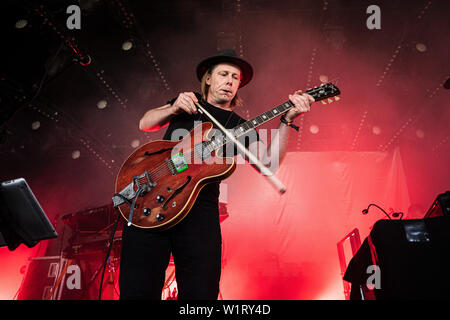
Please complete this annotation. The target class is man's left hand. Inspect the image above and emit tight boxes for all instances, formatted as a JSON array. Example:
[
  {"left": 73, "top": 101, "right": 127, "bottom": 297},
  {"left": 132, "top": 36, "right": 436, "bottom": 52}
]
[{"left": 285, "top": 90, "right": 315, "bottom": 122}]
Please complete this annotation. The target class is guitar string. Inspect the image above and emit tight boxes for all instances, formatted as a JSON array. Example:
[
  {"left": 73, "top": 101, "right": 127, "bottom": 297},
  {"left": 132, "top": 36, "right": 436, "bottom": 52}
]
[
  {"left": 139, "top": 108, "right": 270, "bottom": 181},
  {"left": 143, "top": 143, "right": 198, "bottom": 178},
  {"left": 138, "top": 146, "right": 197, "bottom": 182},
  {"left": 151, "top": 146, "right": 202, "bottom": 180},
  {"left": 141, "top": 102, "right": 292, "bottom": 180},
  {"left": 145, "top": 124, "right": 238, "bottom": 180},
  {"left": 141, "top": 135, "right": 235, "bottom": 182}
]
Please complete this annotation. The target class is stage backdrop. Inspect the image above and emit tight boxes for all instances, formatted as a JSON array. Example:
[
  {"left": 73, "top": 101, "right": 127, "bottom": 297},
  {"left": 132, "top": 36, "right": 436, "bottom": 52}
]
[
  {"left": 0, "top": 148, "right": 410, "bottom": 300},
  {"left": 219, "top": 148, "right": 410, "bottom": 299}
]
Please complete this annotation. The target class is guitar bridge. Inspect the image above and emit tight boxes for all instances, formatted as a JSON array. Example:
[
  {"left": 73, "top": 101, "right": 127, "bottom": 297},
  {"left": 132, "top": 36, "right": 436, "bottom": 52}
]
[{"left": 133, "top": 170, "right": 156, "bottom": 195}]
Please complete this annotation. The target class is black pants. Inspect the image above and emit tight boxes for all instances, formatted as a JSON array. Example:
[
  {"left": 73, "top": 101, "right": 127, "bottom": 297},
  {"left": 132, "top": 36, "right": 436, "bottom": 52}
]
[{"left": 119, "top": 201, "right": 222, "bottom": 300}]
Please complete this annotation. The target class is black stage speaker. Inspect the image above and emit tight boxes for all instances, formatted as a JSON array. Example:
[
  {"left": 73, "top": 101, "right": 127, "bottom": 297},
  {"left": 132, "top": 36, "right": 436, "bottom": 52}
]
[{"left": 344, "top": 216, "right": 450, "bottom": 299}]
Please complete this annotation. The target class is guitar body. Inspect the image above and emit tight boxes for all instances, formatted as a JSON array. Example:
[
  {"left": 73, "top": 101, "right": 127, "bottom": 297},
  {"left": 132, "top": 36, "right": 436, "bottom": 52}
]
[{"left": 115, "top": 122, "right": 236, "bottom": 230}]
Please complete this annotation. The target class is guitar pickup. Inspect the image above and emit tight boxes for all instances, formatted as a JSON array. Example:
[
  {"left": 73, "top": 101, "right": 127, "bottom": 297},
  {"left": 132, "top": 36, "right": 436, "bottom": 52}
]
[{"left": 170, "top": 153, "right": 188, "bottom": 173}]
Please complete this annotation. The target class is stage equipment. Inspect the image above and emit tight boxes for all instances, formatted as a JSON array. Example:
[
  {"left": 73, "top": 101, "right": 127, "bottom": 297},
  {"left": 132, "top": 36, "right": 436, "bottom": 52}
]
[
  {"left": 344, "top": 215, "right": 450, "bottom": 299},
  {"left": 15, "top": 204, "right": 121, "bottom": 300},
  {"left": 444, "top": 78, "right": 450, "bottom": 89},
  {"left": 424, "top": 190, "right": 450, "bottom": 218},
  {"left": 337, "top": 228, "right": 361, "bottom": 300},
  {"left": 361, "top": 203, "right": 403, "bottom": 219},
  {"left": 0, "top": 178, "right": 57, "bottom": 250},
  {"left": 61, "top": 203, "right": 122, "bottom": 300},
  {"left": 16, "top": 199, "right": 230, "bottom": 300},
  {"left": 62, "top": 203, "right": 118, "bottom": 233},
  {"left": 16, "top": 256, "right": 67, "bottom": 300}
]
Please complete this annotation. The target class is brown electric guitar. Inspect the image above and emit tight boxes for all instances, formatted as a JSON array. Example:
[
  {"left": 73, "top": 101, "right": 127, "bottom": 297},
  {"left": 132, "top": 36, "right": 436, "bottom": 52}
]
[{"left": 113, "top": 83, "right": 340, "bottom": 230}]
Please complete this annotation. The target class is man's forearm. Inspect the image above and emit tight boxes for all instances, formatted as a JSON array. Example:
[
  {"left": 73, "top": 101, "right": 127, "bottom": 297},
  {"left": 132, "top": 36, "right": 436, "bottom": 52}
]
[
  {"left": 139, "top": 104, "right": 176, "bottom": 132},
  {"left": 263, "top": 121, "right": 291, "bottom": 172}
]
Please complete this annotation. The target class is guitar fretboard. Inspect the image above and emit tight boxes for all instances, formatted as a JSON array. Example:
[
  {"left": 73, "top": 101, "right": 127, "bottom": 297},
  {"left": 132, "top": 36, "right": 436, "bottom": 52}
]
[{"left": 205, "top": 83, "right": 340, "bottom": 152}]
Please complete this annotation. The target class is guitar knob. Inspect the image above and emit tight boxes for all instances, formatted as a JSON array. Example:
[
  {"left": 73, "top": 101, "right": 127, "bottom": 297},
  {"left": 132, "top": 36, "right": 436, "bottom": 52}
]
[
  {"left": 156, "top": 195, "right": 165, "bottom": 203},
  {"left": 156, "top": 213, "right": 165, "bottom": 221},
  {"left": 143, "top": 208, "right": 151, "bottom": 216}
]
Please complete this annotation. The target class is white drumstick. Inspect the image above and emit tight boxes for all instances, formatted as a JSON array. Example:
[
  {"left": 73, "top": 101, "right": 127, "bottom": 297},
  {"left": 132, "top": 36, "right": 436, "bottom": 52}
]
[{"left": 195, "top": 102, "right": 286, "bottom": 194}]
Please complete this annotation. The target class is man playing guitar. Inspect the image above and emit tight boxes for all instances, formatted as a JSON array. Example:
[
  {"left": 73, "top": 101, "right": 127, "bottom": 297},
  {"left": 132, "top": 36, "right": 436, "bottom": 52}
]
[{"left": 118, "top": 49, "right": 314, "bottom": 300}]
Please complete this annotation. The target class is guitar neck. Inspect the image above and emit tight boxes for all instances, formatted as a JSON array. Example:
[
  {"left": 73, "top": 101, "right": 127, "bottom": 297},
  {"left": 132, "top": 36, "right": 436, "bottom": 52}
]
[
  {"left": 207, "top": 83, "right": 340, "bottom": 149},
  {"left": 237, "top": 100, "right": 294, "bottom": 133},
  {"left": 232, "top": 85, "right": 338, "bottom": 137}
]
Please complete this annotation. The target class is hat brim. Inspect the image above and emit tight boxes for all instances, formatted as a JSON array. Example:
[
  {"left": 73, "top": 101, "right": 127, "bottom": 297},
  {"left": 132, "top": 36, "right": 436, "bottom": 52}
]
[{"left": 196, "top": 56, "right": 253, "bottom": 88}]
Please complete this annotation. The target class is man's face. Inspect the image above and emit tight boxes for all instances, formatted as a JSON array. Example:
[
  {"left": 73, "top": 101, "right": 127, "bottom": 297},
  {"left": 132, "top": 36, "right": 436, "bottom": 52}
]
[{"left": 206, "top": 63, "right": 242, "bottom": 106}]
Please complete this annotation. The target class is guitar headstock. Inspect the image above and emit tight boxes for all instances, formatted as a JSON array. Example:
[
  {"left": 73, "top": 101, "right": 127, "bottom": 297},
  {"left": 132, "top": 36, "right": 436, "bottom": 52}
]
[{"left": 305, "top": 83, "right": 341, "bottom": 104}]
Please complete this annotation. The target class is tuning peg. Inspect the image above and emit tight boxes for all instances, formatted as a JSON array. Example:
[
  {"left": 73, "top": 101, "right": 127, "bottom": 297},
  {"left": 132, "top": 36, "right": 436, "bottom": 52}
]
[
  {"left": 321, "top": 100, "right": 327, "bottom": 105},
  {"left": 327, "top": 98, "right": 333, "bottom": 103},
  {"left": 335, "top": 96, "right": 340, "bottom": 101}
]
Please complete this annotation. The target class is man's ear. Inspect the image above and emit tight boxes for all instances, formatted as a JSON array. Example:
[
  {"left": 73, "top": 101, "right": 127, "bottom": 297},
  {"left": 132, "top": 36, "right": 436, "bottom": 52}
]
[{"left": 205, "top": 73, "right": 211, "bottom": 85}]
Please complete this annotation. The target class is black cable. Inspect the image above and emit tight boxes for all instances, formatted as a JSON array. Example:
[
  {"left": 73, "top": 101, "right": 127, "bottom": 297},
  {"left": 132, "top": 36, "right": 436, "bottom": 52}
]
[
  {"left": 29, "top": 42, "right": 65, "bottom": 104},
  {"left": 98, "top": 186, "right": 144, "bottom": 300},
  {"left": 98, "top": 210, "right": 121, "bottom": 300},
  {"left": 126, "top": 185, "right": 145, "bottom": 227}
]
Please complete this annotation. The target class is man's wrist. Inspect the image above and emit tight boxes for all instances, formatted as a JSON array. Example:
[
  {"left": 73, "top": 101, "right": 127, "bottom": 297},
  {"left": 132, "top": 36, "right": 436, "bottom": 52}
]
[
  {"left": 282, "top": 115, "right": 293, "bottom": 123},
  {"left": 171, "top": 103, "right": 182, "bottom": 115},
  {"left": 280, "top": 115, "right": 299, "bottom": 131},
  {"left": 281, "top": 115, "right": 294, "bottom": 124}
]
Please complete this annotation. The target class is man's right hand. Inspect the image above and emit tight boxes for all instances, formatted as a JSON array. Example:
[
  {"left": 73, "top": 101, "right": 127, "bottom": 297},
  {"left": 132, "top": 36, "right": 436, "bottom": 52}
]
[{"left": 172, "top": 92, "right": 199, "bottom": 115}]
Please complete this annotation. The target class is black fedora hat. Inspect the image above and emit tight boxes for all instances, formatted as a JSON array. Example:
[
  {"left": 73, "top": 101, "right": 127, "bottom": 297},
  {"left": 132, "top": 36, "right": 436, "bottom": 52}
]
[{"left": 196, "top": 49, "right": 253, "bottom": 88}]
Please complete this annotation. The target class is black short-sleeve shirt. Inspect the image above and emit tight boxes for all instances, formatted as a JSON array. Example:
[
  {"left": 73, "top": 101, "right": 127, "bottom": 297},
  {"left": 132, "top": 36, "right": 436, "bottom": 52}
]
[{"left": 163, "top": 92, "right": 259, "bottom": 206}]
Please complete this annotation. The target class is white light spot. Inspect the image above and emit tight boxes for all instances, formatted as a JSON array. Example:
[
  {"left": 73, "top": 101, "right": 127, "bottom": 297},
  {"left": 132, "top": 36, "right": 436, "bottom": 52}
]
[
  {"left": 319, "top": 75, "right": 328, "bottom": 83},
  {"left": 372, "top": 126, "right": 381, "bottom": 135},
  {"left": 131, "top": 139, "right": 140, "bottom": 148},
  {"left": 416, "top": 43, "right": 427, "bottom": 52},
  {"left": 97, "top": 100, "right": 107, "bottom": 109},
  {"left": 72, "top": 150, "right": 81, "bottom": 159},
  {"left": 31, "top": 121, "right": 40, "bottom": 130},
  {"left": 310, "top": 125, "right": 319, "bottom": 134},
  {"left": 416, "top": 129, "right": 425, "bottom": 139},
  {"left": 15, "top": 19, "right": 28, "bottom": 29},
  {"left": 122, "top": 41, "right": 133, "bottom": 51}
]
